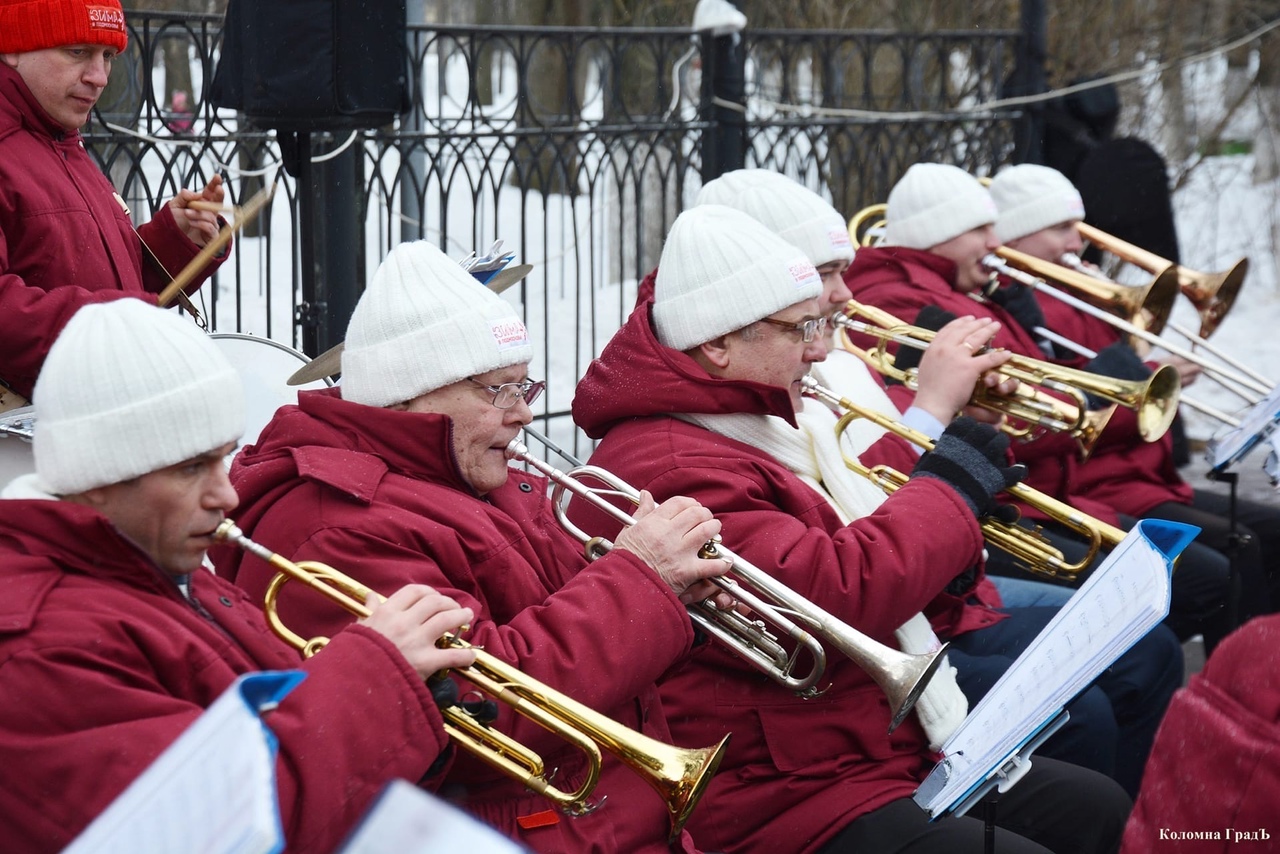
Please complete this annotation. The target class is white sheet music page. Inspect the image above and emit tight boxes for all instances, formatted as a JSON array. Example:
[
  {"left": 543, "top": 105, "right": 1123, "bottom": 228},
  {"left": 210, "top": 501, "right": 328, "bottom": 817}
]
[
  {"left": 64, "top": 671, "right": 303, "bottom": 854},
  {"left": 338, "top": 779, "right": 526, "bottom": 854},
  {"left": 1205, "top": 383, "right": 1280, "bottom": 471},
  {"left": 914, "top": 519, "right": 1196, "bottom": 818}
]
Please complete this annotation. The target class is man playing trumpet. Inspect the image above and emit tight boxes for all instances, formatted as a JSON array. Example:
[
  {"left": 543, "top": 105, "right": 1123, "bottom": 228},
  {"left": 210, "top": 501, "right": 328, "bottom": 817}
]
[
  {"left": 217, "top": 241, "right": 733, "bottom": 853},
  {"left": 571, "top": 203, "right": 1131, "bottom": 853},
  {"left": 0, "top": 299, "right": 477, "bottom": 852},
  {"left": 844, "top": 163, "right": 1242, "bottom": 651},
  {"left": 697, "top": 167, "right": 1181, "bottom": 800},
  {"left": 988, "top": 163, "right": 1280, "bottom": 631}
]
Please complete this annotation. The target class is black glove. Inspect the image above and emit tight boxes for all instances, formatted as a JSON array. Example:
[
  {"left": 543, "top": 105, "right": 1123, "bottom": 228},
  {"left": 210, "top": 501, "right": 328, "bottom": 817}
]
[
  {"left": 1082, "top": 341, "right": 1151, "bottom": 408},
  {"left": 893, "top": 305, "right": 960, "bottom": 375},
  {"left": 911, "top": 416, "right": 1025, "bottom": 523},
  {"left": 987, "top": 282, "right": 1047, "bottom": 334}
]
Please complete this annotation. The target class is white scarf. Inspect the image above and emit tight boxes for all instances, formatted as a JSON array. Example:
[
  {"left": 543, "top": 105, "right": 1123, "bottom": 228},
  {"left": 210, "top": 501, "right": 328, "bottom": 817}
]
[{"left": 679, "top": 362, "right": 967, "bottom": 749}]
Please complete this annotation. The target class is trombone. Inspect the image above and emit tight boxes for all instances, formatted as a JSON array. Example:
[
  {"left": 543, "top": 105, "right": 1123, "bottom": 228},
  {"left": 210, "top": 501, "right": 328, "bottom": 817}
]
[
  {"left": 506, "top": 439, "right": 946, "bottom": 732},
  {"left": 214, "top": 519, "right": 728, "bottom": 838},
  {"left": 1058, "top": 250, "right": 1274, "bottom": 408},
  {"left": 833, "top": 300, "right": 1182, "bottom": 446},
  {"left": 801, "top": 378, "right": 1128, "bottom": 581},
  {"left": 984, "top": 252, "right": 1273, "bottom": 423},
  {"left": 1074, "top": 221, "right": 1248, "bottom": 340}
]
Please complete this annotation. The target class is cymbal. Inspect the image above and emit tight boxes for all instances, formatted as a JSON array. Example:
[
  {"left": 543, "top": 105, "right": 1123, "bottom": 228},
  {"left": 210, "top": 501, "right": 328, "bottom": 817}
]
[{"left": 286, "top": 263, "right": 534, "bottom": 386}]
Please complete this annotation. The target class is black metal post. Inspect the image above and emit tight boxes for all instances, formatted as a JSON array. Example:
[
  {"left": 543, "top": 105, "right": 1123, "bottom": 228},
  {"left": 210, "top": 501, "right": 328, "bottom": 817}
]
[
  {"left": 296, "top": 132, "right": 361, "bottom": 358},
  {"left": 699, "top": 14, "right": 747, "bottom": 184},
  {"left": 1010, "top": 0, "right": 1048, "bottom": 164}
]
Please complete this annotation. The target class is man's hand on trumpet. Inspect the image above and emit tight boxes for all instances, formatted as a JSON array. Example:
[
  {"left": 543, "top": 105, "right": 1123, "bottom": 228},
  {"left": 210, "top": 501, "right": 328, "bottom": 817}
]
[
  {"left": 614, "top": 491, "right": 735, "bottom": 608},
  {"left": 913, "top": 314, "right": 1016, "bottom": 425},
  {"left": 359, "top": 585, "right": 478, "bottom": 680}
]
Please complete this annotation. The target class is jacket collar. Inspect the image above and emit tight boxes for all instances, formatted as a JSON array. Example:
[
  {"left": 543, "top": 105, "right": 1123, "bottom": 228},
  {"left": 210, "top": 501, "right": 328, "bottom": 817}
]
[{"left": 572, "top": 299, "right": 800, "bottom": 440}]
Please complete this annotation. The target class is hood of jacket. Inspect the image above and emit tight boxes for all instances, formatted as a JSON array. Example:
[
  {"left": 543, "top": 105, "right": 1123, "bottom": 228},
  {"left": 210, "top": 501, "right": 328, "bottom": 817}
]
[
  {"left": 573, "top": 298, "right": 802, "bottom": 438},
  {"left": 847, "top": 244, "right": 958, "bottom": 299},
  {"left": 0, "top": 62, "right": 80, "bottom": 145},
  {"left": 0, "top": 498, "right": 181, "bottom": 634},
  {"left": 227, "top": 387, "right": 481, "bottom": 538}
]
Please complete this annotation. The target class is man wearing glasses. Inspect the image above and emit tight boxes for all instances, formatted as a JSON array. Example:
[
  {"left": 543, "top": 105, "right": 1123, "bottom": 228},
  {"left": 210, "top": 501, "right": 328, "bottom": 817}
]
[
  {"left": 570, "top": 205, "right": 1131, "bottom": 854},
  {"left": 216, "top": 240, "right": 731, "bottom": 853}
]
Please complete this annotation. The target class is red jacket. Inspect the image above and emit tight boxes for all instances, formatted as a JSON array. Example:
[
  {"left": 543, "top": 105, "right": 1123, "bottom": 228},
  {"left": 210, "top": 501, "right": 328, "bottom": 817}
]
[
  {"left": 0, "top": 494, "right": 448, "bottom": 854},
  {"left": 0, "top": 64, "right": 225, "bottom": 398},
  {"left": 845, "top": 246, "right": 1190, "bottom": 520},
  {"left": 1122, "top": 615, "right": 1280, "bottom": 852},
  {"left": 215, "top": 389, "right": 704, "bottom": 854},
  {"left": 570, "top": 301, "right": 1002, "bottom": 853}
]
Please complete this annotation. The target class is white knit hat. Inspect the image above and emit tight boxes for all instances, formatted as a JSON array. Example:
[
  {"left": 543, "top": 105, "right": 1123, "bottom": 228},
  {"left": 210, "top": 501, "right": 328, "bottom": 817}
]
[
  {"left": 989, "top": 164, "right": 1087, "bottom": 244},
  {"left": 695, "top": 169, "right": 854, "bottom": 268},
  {"left": 653, "top": 205, "right": 823, "bottom": 351},
  {"left": 884, "top": 163, "right": 998, "bottom": 250},
  {"left": 342, "top": 241, "right": 533, "bottom": 407},
  {"left": 33, "top": 299, "right": 245, "bottom": 495}
]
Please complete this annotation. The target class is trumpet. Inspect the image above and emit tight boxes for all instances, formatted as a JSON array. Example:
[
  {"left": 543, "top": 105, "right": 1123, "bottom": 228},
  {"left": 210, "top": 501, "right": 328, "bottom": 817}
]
[
  {"left": 506, "top": 439, "right": 946, "bottom": 732},
  {"left": 214, "top": 519, "right": 728, "bottom": 837},
  {"left": 801, "top": 378, "right": 1129, "bottom": 581},
  {"left": 834, "top": 300, "right": 1182, "bottom": 445}
]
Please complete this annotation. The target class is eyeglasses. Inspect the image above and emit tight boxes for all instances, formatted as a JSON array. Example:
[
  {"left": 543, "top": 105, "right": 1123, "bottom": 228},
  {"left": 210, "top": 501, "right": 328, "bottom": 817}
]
[
  {"left": 467, "top": 377, "right": 546, "bottom": 409},
  {"left": 757, "top": 315, "right": 827, "bottom": 343}
]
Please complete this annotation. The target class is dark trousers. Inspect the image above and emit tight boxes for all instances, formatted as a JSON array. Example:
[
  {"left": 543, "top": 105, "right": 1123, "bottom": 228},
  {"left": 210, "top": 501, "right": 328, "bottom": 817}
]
[
  {"left": 817, "top": 756, "right": 1130, "bottom": 854},
  {"left": 946, "top": 607, "right": 1181, "bottom": 798}
]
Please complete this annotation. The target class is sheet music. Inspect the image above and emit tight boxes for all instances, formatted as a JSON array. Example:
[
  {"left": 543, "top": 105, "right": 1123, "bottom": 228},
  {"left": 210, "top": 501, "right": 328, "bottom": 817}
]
[
  {"left": 1205, "top": 383, "right": 1280, "bottom": 471},
  {"left": 338, "top": 780, "right": 527, "bottom": 854},
  {"left": 65, "top": 671, "right": 304, "bottom": 854},
  {"left": 914, "top": 520, "right": 1197, "bottom": 817}
]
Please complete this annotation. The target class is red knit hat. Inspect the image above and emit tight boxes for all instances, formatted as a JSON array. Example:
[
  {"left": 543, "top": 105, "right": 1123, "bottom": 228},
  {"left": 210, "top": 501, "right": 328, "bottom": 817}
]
[{"left": 0, "top": 0, "right": 128, "bottom": 54}]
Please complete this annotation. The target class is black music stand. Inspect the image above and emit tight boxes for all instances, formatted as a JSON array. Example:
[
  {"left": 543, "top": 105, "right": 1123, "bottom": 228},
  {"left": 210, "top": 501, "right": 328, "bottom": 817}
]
[{"left": 1204, "top": 386, "right": 1280, "bottom": 629}]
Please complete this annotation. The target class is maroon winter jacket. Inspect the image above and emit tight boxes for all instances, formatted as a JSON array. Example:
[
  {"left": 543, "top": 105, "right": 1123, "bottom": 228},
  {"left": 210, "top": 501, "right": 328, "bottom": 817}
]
[
  {"left": 570, "top": 300, "right": 1003, "bottom": 853},
  {"left": 0, "top": 496, "right": 448, "bottom": 853},
  {"left": 215, "top": 389, "right": 706, "bottom": 854},
  {"left": 1122, "top": 615, "right": 1280, "bottom": 852},
  {"left": 845, "top": 245, "right": 1191, "bottom": 520},
  {"left": 0, "top": 63, "right": 226, "bottom": 398}
]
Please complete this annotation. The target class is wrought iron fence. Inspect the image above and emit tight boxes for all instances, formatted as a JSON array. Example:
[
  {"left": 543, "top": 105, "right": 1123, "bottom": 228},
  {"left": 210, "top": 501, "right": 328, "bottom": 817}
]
[{"left": 83, "top": 13, "right": 1020, "bottom": 454}]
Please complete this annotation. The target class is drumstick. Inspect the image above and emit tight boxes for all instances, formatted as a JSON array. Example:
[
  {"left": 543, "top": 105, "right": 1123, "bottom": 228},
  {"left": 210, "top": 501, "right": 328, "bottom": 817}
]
[
  {"left": 157, "top": 186, "right": 274, "bottom": 308},
  {"left": 186, "top": 200, "right": 238, "bottom": 214}
]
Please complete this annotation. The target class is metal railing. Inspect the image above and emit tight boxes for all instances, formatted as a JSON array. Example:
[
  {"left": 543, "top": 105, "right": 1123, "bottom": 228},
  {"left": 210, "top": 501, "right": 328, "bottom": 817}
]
[{"left": 82, "top": 13, "right": 1019, "bottom": 454}]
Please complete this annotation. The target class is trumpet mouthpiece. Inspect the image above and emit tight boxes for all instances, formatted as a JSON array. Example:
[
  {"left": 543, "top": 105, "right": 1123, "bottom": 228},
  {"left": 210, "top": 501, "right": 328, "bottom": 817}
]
[
  {"left": 505, "top": 438, "right": 529, "bottom": 460},
  {"left": 213, "top": 519, "right": 241, "bottom": 543}
]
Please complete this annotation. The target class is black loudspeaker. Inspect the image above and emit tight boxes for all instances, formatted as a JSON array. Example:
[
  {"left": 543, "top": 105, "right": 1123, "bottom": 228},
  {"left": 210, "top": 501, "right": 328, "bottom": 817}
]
[{"left": 210, "top": 0, "right": 408, "bottom": 131}]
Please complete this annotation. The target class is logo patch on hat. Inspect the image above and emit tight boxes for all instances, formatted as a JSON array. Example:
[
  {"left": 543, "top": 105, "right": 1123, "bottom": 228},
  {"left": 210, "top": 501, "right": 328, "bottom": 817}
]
[
  {"left": 827, "top": 227, "right": 852, "bottom": 250},
  {"left": 491, "top": 318, "right": 529, "bottom": 350},
  {"left": 86, "top": 5, "right": 126, "bottom": 33},
  {"left": 787, "top": 257, "right": 821, "bottom": 291}
]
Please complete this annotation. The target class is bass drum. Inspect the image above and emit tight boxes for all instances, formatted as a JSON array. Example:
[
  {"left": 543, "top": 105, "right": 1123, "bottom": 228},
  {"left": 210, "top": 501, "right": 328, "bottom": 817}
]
[
  {"left": 210, "top": 332, "right": 332, "bottom": 452},
  {"left": 0, "top": 333, "right": 330, "bottom": 490},
  {"left": 0, "top": 406, "right": 35, "bottom": 491}
]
